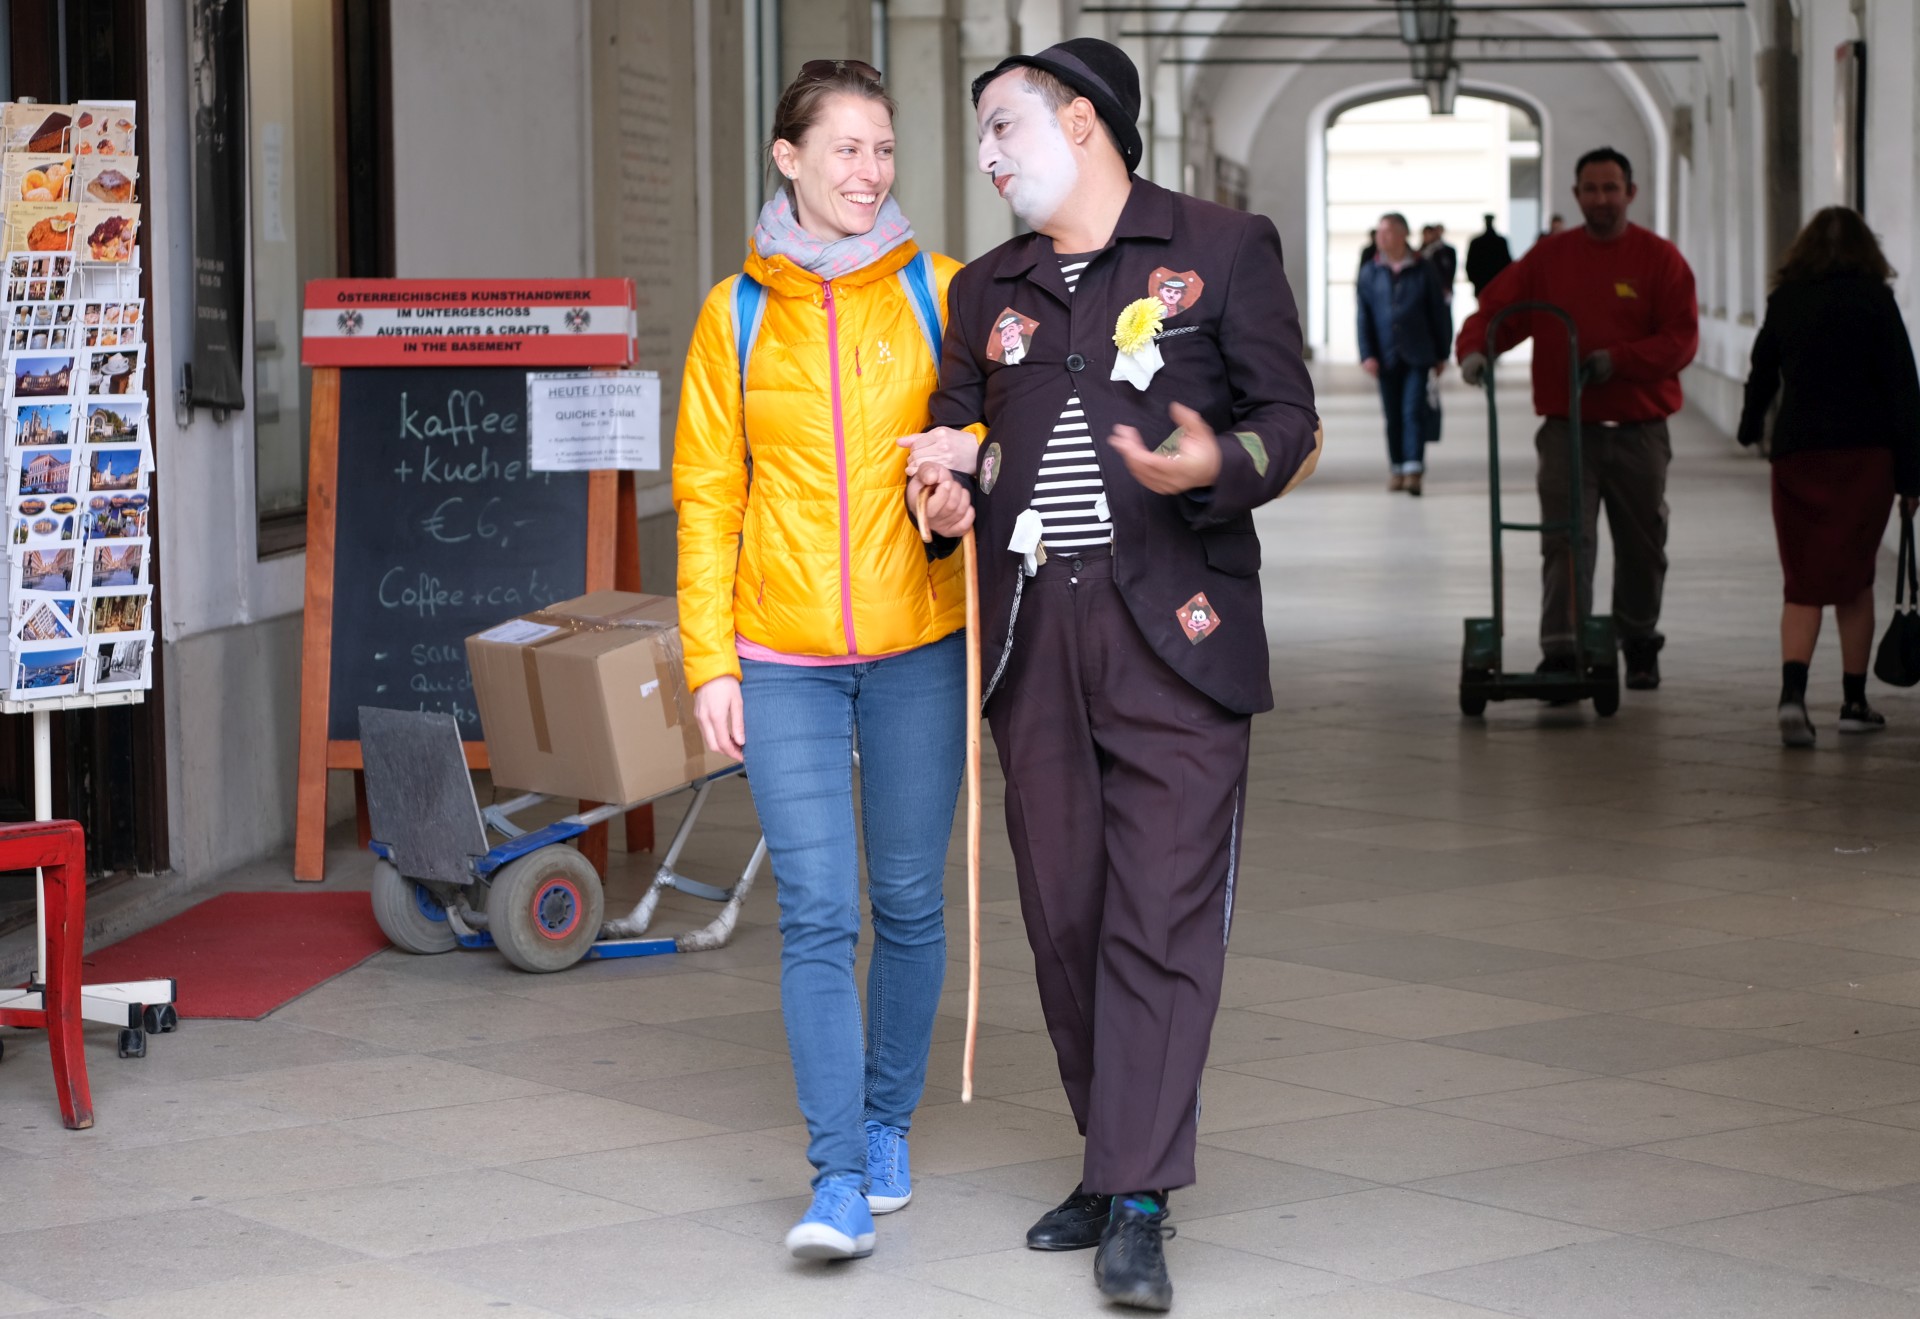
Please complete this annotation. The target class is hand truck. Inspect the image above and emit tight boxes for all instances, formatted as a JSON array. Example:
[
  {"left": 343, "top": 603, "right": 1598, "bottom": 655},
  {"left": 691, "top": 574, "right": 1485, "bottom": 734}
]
[
  {"left": 357, "top": 706, "right": 768, "bottom": 973},
  {"left": 1459, "top": 301, "right": 1620, "bottom": 718}
]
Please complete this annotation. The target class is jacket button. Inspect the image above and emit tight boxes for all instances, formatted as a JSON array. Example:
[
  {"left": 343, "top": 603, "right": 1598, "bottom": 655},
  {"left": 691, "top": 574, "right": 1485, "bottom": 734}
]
[{"left": 1066, "top": 353, "right": 1086, "bottom": 372}]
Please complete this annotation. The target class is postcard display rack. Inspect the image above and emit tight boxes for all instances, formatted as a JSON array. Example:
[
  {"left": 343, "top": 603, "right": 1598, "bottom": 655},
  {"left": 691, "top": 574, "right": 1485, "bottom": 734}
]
[{"left": 0, "top": 102, "right": 174, "bottom": 1060}]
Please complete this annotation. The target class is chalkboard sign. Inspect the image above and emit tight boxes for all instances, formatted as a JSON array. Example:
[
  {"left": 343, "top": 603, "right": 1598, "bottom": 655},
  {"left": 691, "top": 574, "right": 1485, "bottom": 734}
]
[
  {"left": 326, "top": 366, "right": 588, "bottom": 741},
  {"left": 296, "top": 366, "right": 616, "bottom": 880}
]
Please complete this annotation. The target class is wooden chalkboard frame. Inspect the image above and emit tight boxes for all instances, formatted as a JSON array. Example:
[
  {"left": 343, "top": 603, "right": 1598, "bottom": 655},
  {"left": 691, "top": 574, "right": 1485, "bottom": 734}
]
[{"left": 293, "top": 366, "right": 631, "bottom": 882}]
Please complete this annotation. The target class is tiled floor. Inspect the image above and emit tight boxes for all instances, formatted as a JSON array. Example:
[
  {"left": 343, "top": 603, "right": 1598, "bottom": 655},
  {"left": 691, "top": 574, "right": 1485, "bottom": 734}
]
[{"left": 9, "top": 367, "right": 1920, "bottom": 1316}]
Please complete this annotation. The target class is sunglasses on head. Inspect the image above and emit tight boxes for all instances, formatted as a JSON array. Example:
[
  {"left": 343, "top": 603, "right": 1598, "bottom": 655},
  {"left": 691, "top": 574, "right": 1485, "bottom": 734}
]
[{"left": 798, "top": 58, "right": 882, "bottom": 82}]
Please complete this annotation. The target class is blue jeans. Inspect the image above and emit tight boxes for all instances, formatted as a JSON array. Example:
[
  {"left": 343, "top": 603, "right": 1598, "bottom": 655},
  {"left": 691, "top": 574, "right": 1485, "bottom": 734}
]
[
  {"left": 740, "top": 631, "right": 965, "bottom": 1187},
  {"left": 1378, "top": 361, "right": 1437, "bottom": 473}
]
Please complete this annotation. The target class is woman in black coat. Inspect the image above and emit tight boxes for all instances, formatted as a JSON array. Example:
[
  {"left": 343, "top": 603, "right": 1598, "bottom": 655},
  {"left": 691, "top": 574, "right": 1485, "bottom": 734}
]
[{"left": 1739, "top": 207, "right": 1920, "bottom": 746}]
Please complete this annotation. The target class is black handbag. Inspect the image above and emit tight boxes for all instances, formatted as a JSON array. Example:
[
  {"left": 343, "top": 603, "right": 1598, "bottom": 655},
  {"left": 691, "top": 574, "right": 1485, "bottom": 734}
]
[{"left": 1874, "top": 508, "right": 1920, "bottom": 687}]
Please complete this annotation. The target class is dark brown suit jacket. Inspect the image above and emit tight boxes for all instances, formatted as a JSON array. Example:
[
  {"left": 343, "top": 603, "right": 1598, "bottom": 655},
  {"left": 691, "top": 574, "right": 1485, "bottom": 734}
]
[{"left": 930, "top": 177, "right": 1321, "bottom": 714}]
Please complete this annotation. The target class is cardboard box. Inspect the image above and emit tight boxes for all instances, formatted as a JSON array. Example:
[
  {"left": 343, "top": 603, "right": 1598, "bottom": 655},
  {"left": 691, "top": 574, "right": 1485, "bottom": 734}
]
[{"left": 466, "top": 591, "right": 737, "bottom": 804}]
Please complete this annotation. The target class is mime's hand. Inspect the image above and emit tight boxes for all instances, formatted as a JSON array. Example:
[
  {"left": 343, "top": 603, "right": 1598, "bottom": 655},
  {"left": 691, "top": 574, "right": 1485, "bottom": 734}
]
[{"left": 1108, "top": 402, "right": 1223, "bottom": 495}]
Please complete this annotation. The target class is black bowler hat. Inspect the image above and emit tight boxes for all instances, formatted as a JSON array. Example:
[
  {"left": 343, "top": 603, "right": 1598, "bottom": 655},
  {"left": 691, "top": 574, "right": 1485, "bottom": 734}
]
[{"left": 971, "top": 38, "right": 1144, "bottom": 173}]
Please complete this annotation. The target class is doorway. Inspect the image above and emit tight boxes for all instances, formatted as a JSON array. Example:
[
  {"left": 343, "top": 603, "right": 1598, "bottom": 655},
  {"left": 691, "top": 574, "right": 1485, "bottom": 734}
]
[{"left": 1323, "top": 91, "right": 1543, "bottom": 362}]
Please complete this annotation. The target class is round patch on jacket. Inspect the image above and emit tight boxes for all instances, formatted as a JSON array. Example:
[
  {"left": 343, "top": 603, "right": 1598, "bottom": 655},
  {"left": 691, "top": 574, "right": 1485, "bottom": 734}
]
[{"left": 979, "top": 442, "right": 1003, "bottom": 494}]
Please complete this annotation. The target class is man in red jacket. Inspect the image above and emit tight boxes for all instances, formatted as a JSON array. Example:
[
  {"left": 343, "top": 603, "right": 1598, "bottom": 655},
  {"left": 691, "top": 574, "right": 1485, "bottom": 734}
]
[{"left": 1458, "top": 146, "right": 1698, "bottom": 690}]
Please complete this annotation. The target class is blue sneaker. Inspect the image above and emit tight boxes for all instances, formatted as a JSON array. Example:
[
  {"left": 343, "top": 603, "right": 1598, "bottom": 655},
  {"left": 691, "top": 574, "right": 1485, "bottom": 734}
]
[
  {"left": 864, "top": 1119, "right": 912, "bottom": 1214},
  {"left": 786, "top": 1174, "right": 876, "bottom": 1260}
]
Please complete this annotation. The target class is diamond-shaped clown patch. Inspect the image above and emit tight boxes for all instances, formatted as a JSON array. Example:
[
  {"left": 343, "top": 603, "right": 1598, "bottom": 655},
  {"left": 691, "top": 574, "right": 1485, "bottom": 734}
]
[{"left": 1176, "top": 592, "right": 1221, "bottom": 645}]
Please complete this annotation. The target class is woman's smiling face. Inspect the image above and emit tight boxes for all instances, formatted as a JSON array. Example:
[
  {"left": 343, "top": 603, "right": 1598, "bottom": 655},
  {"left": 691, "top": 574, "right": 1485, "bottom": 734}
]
[
  {"left": 975, "top": 72, "right": 1079, "bottom": 229},
  {"left": 775, "top": 93, "right": 896, "bottom": 243}
]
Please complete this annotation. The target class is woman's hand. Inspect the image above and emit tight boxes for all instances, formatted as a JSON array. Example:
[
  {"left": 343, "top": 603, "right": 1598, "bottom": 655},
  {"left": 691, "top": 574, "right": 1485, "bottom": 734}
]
[
  {"left": 898, "top": 426, "right": 979, "bottom": 477},
  {"left": 693, "top": 676, "right": 745, "bottom": 761}
]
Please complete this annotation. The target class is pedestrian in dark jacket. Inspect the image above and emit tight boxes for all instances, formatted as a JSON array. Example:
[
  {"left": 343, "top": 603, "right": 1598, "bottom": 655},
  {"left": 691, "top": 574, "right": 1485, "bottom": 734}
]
[
  {"left": 1358, "top": 212, "right": 1451, "bottom": 494},
  {"left": 1466, "top": 213, "right": 1512, "bottom": 295},
  {"left": 1738, "top": 206, "right": 1920, "bottom": 746},
  {"left": 1421, "top": 223, "right": 1459, "bottom": 302}
]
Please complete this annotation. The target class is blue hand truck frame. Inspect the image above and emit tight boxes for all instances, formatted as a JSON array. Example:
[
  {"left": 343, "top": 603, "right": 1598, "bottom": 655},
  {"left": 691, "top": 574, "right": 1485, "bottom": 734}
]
[{"left": 358, "top": 706, "right": 768, "bottom": 973}]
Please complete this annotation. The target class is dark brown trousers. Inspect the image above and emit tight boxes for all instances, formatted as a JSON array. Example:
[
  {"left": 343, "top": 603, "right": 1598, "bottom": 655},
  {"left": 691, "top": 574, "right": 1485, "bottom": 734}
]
[{"left": 985, "top": 547, "right": 1250, "bottom": 1194}]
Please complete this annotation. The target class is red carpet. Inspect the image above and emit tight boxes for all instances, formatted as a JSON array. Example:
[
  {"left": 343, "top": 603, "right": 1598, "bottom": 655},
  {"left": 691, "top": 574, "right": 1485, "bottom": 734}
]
[{"left": 80, "top": 892, "right": 388, "bottom": 1020}]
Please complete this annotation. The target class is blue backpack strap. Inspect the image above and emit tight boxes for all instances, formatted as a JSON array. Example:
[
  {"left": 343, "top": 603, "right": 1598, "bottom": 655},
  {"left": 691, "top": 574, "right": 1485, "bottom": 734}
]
[
  {"left": 730, "top": 272, "right": 768, "bottom": 388},
  {"left": 897, "top": 251, "right": 944, "bottom": 368}
]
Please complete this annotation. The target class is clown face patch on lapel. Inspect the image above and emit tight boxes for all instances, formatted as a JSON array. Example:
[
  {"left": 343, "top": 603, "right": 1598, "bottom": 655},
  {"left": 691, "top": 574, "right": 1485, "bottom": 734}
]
[
  {"left": 1148, "top": 268, "right": 1205, "bottom": 318},
  {"left": 986, "top": 308, "right": 1040, "bottom": 365},
  {"left": 979, "top": 442, "right": 1003, "bottom": 494},
  {"left": 1177, "top": 592, "right": 1221, "bottom": 644}
]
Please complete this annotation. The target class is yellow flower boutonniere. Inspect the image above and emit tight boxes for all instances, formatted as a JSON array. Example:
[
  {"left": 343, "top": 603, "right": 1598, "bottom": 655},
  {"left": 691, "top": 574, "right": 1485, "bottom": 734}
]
[
  {"left": 1113, "top": 298, "right": 1166, "bottom": 355},
  {"left": 1112, "top": 297, "right": 1168, "bottom": 391}
]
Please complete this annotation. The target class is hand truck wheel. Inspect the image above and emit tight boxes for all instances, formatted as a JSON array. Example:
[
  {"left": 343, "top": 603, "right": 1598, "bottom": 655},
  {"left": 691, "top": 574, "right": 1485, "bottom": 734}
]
[
  {"left": 117, "top": 1027, "right": 146, "bottom": 1059},
  {"left": 1591, "top": 666, "right": 1620, "bottom": 718},
  {"left": 142, "top": 1004, "right": 178, "bottom": 1034},
  {"left": 487, "top": 844, "right": 605, "bottom": 973},
  {"left": 370, "top": 858, "right": 460, "bottom": 955}
]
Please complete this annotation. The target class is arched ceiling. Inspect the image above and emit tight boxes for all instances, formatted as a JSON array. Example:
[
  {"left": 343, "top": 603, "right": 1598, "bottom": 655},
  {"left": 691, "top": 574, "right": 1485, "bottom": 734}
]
[{"left": 1095, "top": 1, "right": 1763, "bottom": 167}]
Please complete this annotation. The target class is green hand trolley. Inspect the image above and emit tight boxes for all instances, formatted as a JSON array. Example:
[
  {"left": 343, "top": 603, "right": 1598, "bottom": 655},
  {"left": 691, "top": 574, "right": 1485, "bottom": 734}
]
[{"left": 1459, "top": 301, "right": 1619, "bottom": 718}]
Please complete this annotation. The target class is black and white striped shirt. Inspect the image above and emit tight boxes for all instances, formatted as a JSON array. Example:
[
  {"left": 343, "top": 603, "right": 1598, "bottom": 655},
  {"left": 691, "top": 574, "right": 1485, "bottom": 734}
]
[{"left": 1030, "top": 257, "right": 1112, "bottom": 552}]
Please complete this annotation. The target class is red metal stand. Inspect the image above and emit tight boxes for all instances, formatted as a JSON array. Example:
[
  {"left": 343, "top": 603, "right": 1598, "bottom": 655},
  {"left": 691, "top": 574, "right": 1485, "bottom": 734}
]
[{"left": 0, "top": 820, "right": 93, "bottom": 1130}]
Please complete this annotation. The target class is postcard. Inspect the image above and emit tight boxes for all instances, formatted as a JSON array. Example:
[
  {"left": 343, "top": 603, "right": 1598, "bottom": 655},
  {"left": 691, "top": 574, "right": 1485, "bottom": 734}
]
[
  {"left": 12, "top": 352, "right": 74, "bottom": 397},
  {"left": 14, "top": 593, "right": 80, "bottom": 643},
  {"left": 82, "top": 490, "right": 147, "bottom": 539},
  {"left": 83, "top": 401, "right": 143, "bottom": 445},
  {"left": 4, "top": 203, "right": 78, "bottom": 255},
  {"left": 12, "top": 640, "right": 85, "bottom": 699},
  {"left": 87, "top": 538, "right": 146, "bottom": 589},
  {"left": 86, "top": 633, "right": 150, "bottom": 692},
  {"left": 11, "top": 493, "right": 83, "bottom": 546},
  {"left": 74, "top": 204, "right": 138, "bottom": 264},
  {"left": 85, "top": 444, "right": 144, "bottom": 492},
  {"left": 1, "top": 153, "right": 73, "bottom": 203},
  {"left": 15, "top": 446, "right": 75, "bottom": 495},
  {"left": 14, "top": 401, "right": 75, "bottom": 447},
  {"left": 87, "top": 586, "right": 148, "bottom": 635},
  {"left": 81, "top": 345, "right": 141, "bottom": 396},
  {"left": 45, "top": 324, "right": 72, "bottom": 351},
  {"left": 16, "top": 546, "right": 76, "bottom": 593},
  {"left": 3, "top": 106, "right": 73, "bottom": 155},
  {"left": 75, "top": 155, "right": 134, "bottom": 204},
  {"left": 72, "top": 104, "right": 135, "bottom": 159}
]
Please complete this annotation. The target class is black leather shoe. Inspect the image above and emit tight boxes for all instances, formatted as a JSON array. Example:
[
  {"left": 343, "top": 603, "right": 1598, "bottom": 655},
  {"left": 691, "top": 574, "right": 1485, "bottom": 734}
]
[
  {"left": 1623, "top": 637, "right": 1663, "bottom": 690},
  {"left": 1095, "top": 1193, "right": 1175, "bottom": 1311},
  {"left": 1025, "top": 1184, "right": 1112, "bottom": 1251}
]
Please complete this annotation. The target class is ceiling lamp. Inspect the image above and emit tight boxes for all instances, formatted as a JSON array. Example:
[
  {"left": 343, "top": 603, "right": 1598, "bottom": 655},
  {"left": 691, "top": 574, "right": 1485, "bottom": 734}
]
[
  {"left": 1424, "top": 61, "right": 1461, "bottom": 115},
  {"left": 1395, "top": 0, "right": 1451, "bottom": 45}
]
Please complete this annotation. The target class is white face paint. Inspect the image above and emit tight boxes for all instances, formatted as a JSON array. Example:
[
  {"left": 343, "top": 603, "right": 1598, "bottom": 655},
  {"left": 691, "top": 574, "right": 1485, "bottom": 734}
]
[{"left": 976, "top": 73, "right": 1080, "bottom": 230}]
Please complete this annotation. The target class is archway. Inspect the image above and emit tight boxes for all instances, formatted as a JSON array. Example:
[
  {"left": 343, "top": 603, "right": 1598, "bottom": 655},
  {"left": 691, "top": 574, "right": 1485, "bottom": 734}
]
[{"left": 1317, "top": 87, "right": 1545, "bottom": 362}]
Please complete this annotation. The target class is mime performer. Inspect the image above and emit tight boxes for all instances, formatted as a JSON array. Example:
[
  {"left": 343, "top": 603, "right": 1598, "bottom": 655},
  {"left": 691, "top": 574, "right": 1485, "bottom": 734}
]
[{"left": 904, "top": 38, "right": 1320, "bottom": 1312}]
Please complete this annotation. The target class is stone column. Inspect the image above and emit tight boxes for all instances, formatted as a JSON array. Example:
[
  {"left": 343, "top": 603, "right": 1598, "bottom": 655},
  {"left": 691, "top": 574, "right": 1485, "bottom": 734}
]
[
  {"left": 889, "top": 0, "right": 967, "bottom": 255},
  {"left": 960, "top": 0, "right": 1021, "bottom": 257}
]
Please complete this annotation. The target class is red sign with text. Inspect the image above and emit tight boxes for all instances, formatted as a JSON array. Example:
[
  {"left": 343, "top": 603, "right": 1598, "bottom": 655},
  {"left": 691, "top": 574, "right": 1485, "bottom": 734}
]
[{"left": 301, "top": 279, "right": 638, "bottom": 367}]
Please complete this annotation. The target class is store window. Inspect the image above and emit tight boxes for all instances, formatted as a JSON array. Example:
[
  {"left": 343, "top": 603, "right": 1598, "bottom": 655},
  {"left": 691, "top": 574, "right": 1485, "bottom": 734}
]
[{"left": 248, "top": 0, "right": 389, "bottom": 557}]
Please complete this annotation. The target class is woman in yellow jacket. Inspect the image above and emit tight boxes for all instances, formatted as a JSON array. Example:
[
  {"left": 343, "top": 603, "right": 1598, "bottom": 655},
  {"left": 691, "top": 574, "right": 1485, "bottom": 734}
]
[{"left": 673, "top": 60, "right": 968, "bottom": 1262}]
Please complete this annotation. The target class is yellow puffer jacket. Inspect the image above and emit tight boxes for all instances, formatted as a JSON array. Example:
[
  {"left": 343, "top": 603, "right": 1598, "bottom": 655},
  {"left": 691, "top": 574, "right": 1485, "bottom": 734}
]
[{"left": 674, "top": 240, "right": 967, "bottom": 690}]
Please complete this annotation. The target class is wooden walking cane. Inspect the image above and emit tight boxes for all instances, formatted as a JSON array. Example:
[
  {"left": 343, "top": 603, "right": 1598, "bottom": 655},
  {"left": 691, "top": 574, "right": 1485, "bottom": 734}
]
[{"left": 917, "top": 485, "right": 983, "bottom": 1102}]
